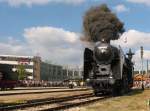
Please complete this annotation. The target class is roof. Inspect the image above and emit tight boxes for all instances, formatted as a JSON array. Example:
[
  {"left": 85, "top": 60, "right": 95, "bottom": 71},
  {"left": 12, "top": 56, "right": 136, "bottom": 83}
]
[{"left": 0, "top": 55, "right": 34, "bottom": 59}]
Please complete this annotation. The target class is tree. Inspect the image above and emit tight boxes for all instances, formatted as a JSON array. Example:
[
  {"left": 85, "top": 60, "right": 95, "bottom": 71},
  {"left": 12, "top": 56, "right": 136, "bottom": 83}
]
[{"left": 17, "top": 64, "right": 26, "bottom": 80}]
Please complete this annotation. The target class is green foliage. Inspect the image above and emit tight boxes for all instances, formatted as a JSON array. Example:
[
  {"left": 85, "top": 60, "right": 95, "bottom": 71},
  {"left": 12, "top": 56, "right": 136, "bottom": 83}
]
[
  {"left": 15, "top": 100, "right": 27, "bottom": 104},
  {"left": 17, "top": 64, "right": 26, "bottom": 80}
]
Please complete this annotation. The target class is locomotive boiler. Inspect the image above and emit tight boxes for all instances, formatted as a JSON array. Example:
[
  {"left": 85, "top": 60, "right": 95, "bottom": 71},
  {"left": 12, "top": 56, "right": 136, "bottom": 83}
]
[{"left": 83, "top": 40, "right": 134, "bottom": 96}]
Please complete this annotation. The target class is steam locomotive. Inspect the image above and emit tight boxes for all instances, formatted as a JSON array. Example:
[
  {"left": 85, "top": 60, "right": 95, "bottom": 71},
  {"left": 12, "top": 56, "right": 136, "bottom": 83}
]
[{"left": 83, "top": 40, "right": 134, "bottom": 96}]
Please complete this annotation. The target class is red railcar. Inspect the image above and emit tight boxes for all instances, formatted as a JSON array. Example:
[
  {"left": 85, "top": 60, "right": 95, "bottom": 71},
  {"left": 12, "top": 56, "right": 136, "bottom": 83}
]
[{"left": 0, "top": 80, "right": 18, "bottom": 90}]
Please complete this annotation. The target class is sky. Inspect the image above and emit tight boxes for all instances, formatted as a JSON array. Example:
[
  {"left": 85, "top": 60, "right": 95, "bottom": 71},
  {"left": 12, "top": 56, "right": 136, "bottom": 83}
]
[{"left": 0, "top": 0, "right": 150, "bottom": 70}]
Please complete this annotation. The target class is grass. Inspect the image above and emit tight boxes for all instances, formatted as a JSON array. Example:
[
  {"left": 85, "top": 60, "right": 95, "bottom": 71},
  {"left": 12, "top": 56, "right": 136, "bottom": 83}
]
[
  {"left": 0, "top": 100, "right": 27, "bottom": 107},
  {"left": 70, "top": 89, "right": 150, "bottom": 111}
]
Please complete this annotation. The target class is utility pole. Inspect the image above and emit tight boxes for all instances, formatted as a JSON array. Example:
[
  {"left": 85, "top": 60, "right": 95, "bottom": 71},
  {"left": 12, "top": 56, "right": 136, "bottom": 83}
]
[
  {"left": 140, "top": 46, "right": 144, "bottom": 90},
  {"left": 66, "top": 65, "right": 69, "bottom": 79},
  {"left": 147, "top": 60, "right": 149, "bottom": 75}
]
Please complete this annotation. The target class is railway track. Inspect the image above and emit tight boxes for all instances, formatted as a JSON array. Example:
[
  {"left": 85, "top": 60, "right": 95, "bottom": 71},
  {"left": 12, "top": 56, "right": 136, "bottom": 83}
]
[
  {"left": 8, "top": 87, "right": 68, "bottom": 91},
  {"left": 0, "top": 93, "right": 109, "bottom": 111},
  {"left": 0, "top": 88, "right": 90, "bottom": 96}
]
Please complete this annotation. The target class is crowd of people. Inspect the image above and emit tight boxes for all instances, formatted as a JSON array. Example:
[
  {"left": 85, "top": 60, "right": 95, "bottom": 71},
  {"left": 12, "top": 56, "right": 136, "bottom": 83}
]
[
  {"left": 19, "top": 80, "right": 65, "bottom": 87},
  {"left": 133, "top": 80, "right": 150, "bottom": 89},
  {"left": 19, "top": 79, "right": 85, "bottom": 88}
]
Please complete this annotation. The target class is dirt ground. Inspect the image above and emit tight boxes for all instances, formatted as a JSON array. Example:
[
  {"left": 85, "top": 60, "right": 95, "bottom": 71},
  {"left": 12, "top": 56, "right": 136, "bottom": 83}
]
[
  {"left": 67, "top": 89, "right": 150, "bottom": 111},
  {"left": 0, "top": 90, "right": 92, "bottom": 104}
]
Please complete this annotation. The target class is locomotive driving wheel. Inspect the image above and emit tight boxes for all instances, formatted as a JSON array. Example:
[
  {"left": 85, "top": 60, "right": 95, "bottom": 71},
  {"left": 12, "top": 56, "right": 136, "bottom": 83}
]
[
  {"left": 112, "top": 80, "right": 122, "bottom": 96},
  {"left": 94, "top": 91, "right": 99, "bottom": 96},
  {"left": 118, "top": 72, "right": 129, "bottom": 95}
]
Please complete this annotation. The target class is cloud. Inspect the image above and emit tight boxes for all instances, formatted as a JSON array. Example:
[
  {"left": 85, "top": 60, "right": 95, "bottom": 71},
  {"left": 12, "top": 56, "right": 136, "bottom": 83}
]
[
  {"left": 114, "top": 4, "right": 129, "bottom": 13},
  {"left": 23, "top": 26, "right": 83, "bottom": 65},
  {"left": 0, "top": 26, "right": 83, "bottom": 65},
  {"left": 134, "top": 50, "right": 150, "bottom": 62},
  {"left": 112, "top": 29, "right": 150, "bottom": 70},
  {"left": 113, "top": 30, "right": 150, "bottom": 50},
  {"left": 133, "top": 50, "right": 150, "bottom": 70},
  {"left": 0, "top": 0, "right": 85, "bottom": 7},
  {"left": 0, "top": 37, "right": 31, "bottom": 56},
  {"left": 127, "top": 0, "right": 150, "bottom": 6},
  {"left": 1, "top": 27, "right": 150, "bottom": 68},
  {"left": 23, "top": 27, "right": 150, "bottom": 68}
]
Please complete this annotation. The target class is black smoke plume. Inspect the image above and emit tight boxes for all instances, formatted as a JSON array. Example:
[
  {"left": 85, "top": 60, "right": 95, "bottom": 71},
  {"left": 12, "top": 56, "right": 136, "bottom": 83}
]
[{"left": 82, "top": 4, "right": 124, "bottom": 42}]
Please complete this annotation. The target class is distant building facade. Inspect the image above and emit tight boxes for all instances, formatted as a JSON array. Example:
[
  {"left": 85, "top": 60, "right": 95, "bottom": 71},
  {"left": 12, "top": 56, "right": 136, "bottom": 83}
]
[
  {"left": 40, "top": 62, "right": 63, "bottom": 82},
  {"left": 0, "top": 55, "right": 41, "bottom": 80},
  {"left": 40, "top": 63, "right": 83, "bottom": 82},
  {"left": 0, "top": 55, "right": 83, "bottom": 82}
]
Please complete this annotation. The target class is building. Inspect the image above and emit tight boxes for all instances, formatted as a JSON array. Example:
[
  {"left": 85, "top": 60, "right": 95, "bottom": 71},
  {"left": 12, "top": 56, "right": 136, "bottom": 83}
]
[
  {"left": 40, "top": 63, "right": 83, "bottom": 82},
  {"left": 40, "top": 62, "right": 63, "bottom": 82},
  {"left": 0, "top": 55, "right": 41, "bottom": 80},
  {"left": 0, "top": 55, "right": 83, "bottom": 82}
]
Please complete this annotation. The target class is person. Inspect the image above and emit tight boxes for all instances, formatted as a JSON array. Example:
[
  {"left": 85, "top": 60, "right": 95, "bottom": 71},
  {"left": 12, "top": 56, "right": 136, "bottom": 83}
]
[
  {"left": 147, "top": 99, "right": 150, "bottom": 111},
  {"left": 68, "top": 80, "right": 74, "bottom": 89}
]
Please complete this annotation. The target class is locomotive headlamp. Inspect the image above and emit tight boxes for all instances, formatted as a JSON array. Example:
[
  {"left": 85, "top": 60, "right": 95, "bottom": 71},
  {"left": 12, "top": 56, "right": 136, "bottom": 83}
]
[
  {"left": 109, "top": 76, "right": 115, "bottom": 84},
  {"left": 86, "top": 78, "right": 90, "bottom": 82},
  {"left": 98, "top": 46, "right": 108, "bottom": 53},
  {"left": 86, "top": 79, "right": 91, "bottom": 84}
]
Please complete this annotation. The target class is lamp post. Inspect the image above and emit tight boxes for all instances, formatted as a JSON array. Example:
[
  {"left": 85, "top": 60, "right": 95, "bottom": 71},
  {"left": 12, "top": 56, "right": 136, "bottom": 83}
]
[
  {"left": 147, "top": 60, "right": 149, "bottom": 77},
  {"left": 140, "top": 46, "right": 144, "bottom": 90}
]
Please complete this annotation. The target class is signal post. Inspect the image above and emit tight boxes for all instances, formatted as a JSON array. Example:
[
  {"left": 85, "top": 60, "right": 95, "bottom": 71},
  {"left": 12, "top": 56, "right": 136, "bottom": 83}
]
[{"left": 141, "top": 46, "right": 144, "bottom": 90}]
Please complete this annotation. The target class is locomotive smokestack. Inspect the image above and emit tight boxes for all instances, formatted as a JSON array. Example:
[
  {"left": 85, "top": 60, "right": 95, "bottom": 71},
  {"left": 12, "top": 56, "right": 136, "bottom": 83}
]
[
  {"left": 82, "top": 4, "right": 125, "bottom": 43},
  {"left": 126, "top": 48, "right": 134, "bottom": 60}
]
